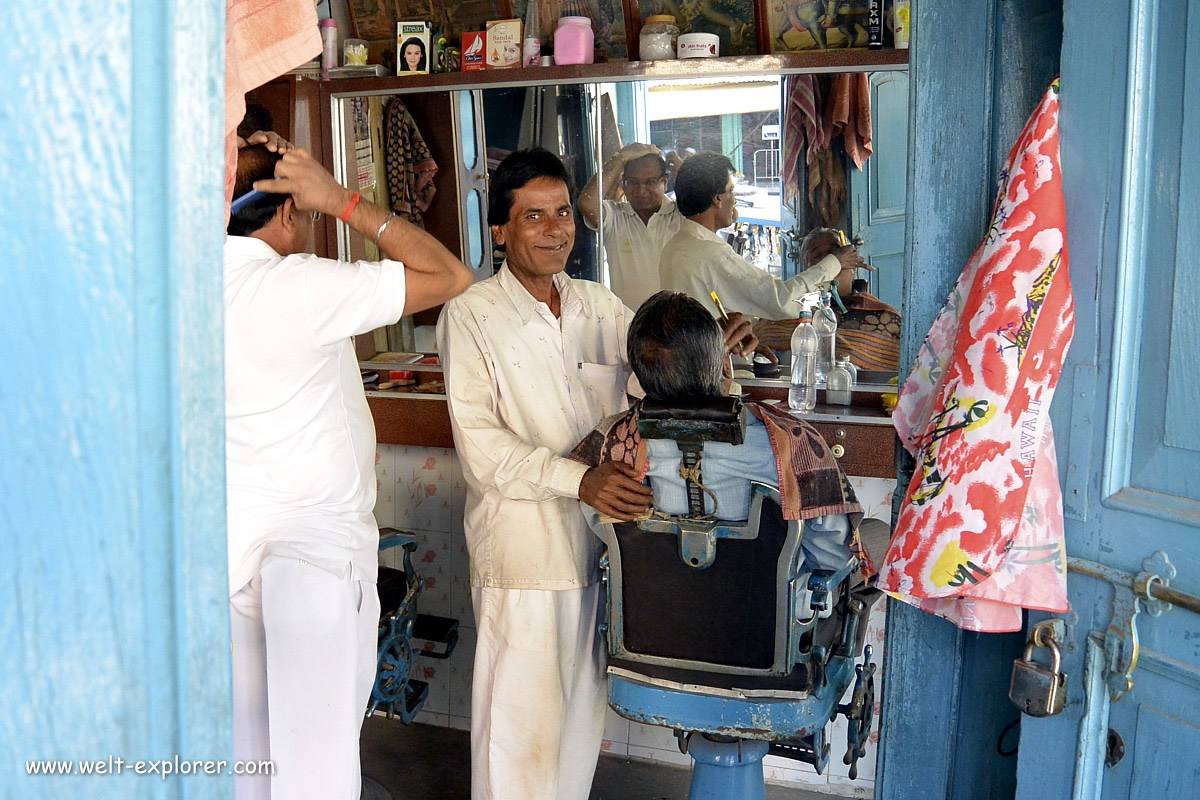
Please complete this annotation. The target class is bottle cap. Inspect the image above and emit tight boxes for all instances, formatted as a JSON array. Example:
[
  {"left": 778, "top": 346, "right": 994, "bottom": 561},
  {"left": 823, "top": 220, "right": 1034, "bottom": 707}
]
[
  {"left": 320, "top": 18, "right": 337, "bottom": 27},
  {"left": 559, "top": 16, "right": 591, "bottom": 24},
  {"left": 646, "top": 15, "right": 676, "bottom": 24}
]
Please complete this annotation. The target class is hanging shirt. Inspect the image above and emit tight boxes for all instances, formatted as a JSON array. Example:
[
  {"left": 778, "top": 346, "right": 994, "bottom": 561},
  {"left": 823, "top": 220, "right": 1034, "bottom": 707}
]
[
  {"left": 599, "top": 196, "right": 683, "bottom": 311},
  {"left": 660, "top": 219, "right": 841, "bottom": 320},
  {"left": 224, "top": 236, "right": 407, "bottom": 595},
  {"left": 437, "top": 263, "right": 634, "bottom": 589}
]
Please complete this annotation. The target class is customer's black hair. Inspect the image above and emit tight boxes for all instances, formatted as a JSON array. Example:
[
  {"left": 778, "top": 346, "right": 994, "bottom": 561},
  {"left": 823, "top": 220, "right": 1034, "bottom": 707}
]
[
  {"left": 487, "top": 147, "right": 576, "bottom": 226},
  {"left": 227, "top": 145, "right": 288, "bottom": 237},
  {"left": 674, "top": 152, "right": 735, "bottom": 217},
  {"left": 628, "top": 291, "right": 725, "bottom": 402}
]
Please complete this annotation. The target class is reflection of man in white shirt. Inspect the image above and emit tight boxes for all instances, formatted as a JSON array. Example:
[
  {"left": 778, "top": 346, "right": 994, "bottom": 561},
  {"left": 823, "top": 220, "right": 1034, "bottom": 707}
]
[
  {"left": 579, "top": 143, "right": 683, "bottom": 311},
  {"left": 659, "top": 152, "right": 865, "bottom": 320}
]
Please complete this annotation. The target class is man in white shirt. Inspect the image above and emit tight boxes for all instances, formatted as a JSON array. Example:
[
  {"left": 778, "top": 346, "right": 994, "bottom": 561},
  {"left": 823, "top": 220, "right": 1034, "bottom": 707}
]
[
  {"left": 578, "top": 142, "right": 683, "bottom": 310},
  {"left": 224, "top": 144, "right": 471, "bottom": 800},
  {"left": 438, "top": 148, "right": 753, "bottom": 800},
  {"left": 659, "top": 152, "right": 868, "bottom": 320}
]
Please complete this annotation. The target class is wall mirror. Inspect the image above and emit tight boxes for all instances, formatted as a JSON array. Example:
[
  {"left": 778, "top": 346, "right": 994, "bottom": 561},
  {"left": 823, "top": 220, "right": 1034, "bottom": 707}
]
[{"left": 324, "top": 66, "right": 908, "bottom": 381}]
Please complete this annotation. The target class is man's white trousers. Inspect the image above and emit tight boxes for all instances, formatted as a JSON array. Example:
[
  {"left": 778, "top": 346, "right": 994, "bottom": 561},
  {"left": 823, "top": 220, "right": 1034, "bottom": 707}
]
[
  {"left": 230, "top": 556, "right": 380, "bottom": 800},
  {"left": 470, "top": 583, "right": 607, "bottom": 800}
]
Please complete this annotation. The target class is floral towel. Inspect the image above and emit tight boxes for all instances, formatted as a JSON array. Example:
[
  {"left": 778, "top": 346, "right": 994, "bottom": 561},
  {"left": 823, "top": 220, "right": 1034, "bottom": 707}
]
[{"left": 879, "top": 80, "right": 1074, "bottom": 633}]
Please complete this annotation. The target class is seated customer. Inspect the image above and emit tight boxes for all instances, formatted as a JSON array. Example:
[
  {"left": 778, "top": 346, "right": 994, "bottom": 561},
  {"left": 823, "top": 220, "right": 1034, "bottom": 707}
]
[{"left": 570, "top": 291, "right": 874, "bottom": 576}]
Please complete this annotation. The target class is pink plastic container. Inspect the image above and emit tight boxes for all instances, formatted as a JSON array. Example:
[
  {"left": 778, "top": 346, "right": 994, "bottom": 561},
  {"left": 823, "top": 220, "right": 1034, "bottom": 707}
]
[{"left": 553, "top": 16, "right": 593, "bottom": 65}]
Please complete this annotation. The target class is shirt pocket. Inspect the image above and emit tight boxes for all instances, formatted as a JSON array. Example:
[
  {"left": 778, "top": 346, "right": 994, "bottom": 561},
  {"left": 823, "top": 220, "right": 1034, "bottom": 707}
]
[{"left": 578, "top": 361, "right": 627, "bottom": 420}]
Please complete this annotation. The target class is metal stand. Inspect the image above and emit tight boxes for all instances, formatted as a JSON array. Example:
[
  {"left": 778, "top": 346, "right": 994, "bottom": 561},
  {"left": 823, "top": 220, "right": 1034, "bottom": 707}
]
[{"left": 686, "top": 735, "right": 770, "bottom": 800}]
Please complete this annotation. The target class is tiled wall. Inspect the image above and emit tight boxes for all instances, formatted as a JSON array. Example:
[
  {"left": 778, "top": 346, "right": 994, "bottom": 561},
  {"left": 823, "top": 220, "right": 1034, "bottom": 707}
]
[{"left": 376, "top": 444, "right": 894, "bottom": 796}]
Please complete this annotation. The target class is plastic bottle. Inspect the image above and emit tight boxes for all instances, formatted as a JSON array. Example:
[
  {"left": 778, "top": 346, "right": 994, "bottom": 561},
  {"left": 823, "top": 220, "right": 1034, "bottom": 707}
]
[
  {"left": 789, "top": 312, "right": 818, "bottom": 413},
  {"left": 826, "top": 361, "right": 852, "bottom": 406},
  {"left": 522, "top": 1, "right": 542, "bottom": 66},
  {"left": 812, "top": 291, "right": 838, "bottom": 382},
  {"left": 320, "top": 19, "right": 338, "bottom": 74},
  {"left": 837, "top": 355, "right": 858, "bottom": 387},
  {"left": 554, "top": 16, "right": 594, "bottom": 65}
]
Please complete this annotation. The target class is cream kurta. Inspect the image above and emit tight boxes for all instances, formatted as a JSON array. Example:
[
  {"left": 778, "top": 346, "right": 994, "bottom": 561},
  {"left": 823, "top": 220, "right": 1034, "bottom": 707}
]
[
  {"left": 660, "top": 218, "right": 842, "bottom": 320},
  {"left": 437, "top": 264, "right": 633, "bottom": 589}
]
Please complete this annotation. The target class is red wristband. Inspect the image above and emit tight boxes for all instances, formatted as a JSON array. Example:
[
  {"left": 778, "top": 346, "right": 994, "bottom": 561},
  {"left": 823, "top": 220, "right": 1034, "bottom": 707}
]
[{"left": 338, "top": 191, "right": 362, "bottom": 223}]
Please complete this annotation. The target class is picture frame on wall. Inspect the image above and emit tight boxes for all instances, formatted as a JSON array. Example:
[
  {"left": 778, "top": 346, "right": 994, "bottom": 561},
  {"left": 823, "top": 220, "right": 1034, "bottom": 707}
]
[
  {"left": 765, "top": 0, "right": 872, "bottom": 51},
  {"left": 634, "top": 0, "right": 759, "bottom": 57},
  {"left": 395, "top": 0, "right": 510, "bottom": 40}
]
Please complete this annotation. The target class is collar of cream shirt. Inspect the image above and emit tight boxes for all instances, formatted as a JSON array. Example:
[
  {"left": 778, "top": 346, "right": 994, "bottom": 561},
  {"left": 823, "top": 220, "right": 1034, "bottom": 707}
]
[
  {"left": 497, "top": 260, "right": 584, "bottom": 325},
  {"left": 679, "top": 216, "right": 727, "bottom": 243}
]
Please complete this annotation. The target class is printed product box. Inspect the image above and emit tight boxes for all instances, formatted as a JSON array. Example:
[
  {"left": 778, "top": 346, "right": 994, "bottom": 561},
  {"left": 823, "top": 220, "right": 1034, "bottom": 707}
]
[
  {"left": 485, "top": 18, "right": 522, "bottom": 68},
  {"left": 396, "top": 20, "right": 431, "bottom": 74},
  {"left": 462, "top": 31, "right": 486, "bottom": 71}
]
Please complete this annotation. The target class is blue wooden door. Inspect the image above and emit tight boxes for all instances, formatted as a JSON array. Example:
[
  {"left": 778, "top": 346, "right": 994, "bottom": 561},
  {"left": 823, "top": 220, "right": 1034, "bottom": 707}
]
[
  {"left": 1013, "top": 0, "right": 1200, "bottom": 796},
  {"left": 0, "top": 1, "right": 231, "bottom": 798},
  {"left": 849, "top": 71, "right": 908, "bottom": 311}
]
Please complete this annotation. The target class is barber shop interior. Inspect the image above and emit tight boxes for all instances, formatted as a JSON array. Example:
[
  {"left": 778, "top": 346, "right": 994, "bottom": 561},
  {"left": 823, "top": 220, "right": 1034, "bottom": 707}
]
[{"left": 4, "top": 0, "right": 1199, "bottom": 799}]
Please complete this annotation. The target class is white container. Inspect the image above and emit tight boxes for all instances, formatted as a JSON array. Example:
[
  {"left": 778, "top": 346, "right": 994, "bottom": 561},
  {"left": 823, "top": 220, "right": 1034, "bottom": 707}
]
[
  {"left": 639, "top": 14, "right": 679, "bottom": 60},
  {"left": 320, "top": 19, "right": 338, "bottom": 72},
  {"left": 677, "top": 32, "right": 718, "bottom": 58},
  {"left": 893, "top": 0, "right": 910, "bottom": 49}
]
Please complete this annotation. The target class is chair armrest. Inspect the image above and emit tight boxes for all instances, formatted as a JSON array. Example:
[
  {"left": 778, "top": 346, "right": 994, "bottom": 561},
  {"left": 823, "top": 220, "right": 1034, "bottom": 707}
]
[{"left": 379, "top": 527, "right": 418, "bottom": 553}]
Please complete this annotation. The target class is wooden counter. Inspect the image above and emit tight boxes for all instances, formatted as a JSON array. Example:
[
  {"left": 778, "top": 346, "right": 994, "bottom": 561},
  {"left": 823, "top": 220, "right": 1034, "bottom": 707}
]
[{"left": 367, "top": 375, "right": 898, "bottom": 478}]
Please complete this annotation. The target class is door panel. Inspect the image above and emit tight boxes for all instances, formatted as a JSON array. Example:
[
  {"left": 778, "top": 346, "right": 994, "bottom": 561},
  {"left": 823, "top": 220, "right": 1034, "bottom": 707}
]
[
  {"left": 850, "top": 71, "right": 908, "bottom": 311},
  {"left": 1015, "top": 0, "right": 1200, "bottom": 798}
]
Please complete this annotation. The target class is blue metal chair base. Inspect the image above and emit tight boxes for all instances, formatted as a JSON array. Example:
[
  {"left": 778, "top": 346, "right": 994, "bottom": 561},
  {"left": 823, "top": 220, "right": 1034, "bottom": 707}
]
[{"left": 687, "top": 736, "right": 770, "bottom": 800}]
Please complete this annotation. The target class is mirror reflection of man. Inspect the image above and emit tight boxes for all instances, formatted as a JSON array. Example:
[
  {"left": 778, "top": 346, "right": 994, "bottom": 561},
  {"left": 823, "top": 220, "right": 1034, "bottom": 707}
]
[
  {"left": 579, "top": 142, "right": 684, "bottom": 310},
  {"left": 437, "top": 148, "right": 755, "bottom": 800},
  {"left": 660, "top": 152, "right": 868, "bottom": 321}
]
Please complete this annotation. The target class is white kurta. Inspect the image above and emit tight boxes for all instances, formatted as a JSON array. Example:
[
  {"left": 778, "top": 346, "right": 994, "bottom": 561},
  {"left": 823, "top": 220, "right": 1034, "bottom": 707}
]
[
  {"left": 659, "top": 218, "right": 842, "bottom": 320},
  {"left": 437, "top": 263, "right": 633, "bottom": 799}
]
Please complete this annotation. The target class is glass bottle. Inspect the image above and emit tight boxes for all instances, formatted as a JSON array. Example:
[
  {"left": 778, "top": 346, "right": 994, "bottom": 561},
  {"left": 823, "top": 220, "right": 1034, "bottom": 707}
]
[
  {"left": 789, "top": 312, "right": 818, "bottom": 413},
  {"left": 826, "top": 361, "right": 852, "bottom": 406},
  {"left": 813, "top": 291, "right": 838, "bottom": 382},
  {"left": 522, "top": 1, "right": 541, "bottom": 66},
  {"left": 837, "top": 355, "right": 858, "bottom": 387}
]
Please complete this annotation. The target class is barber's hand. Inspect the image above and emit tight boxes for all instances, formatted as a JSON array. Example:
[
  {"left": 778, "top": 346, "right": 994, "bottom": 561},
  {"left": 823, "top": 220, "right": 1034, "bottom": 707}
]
[
  {"left": 721, "top": 311, "right": 758, "bottom": 358},
  {"left": 834, "top": 244, "right": 874, "bottom": 272},
  {"left": 253, "top": 149, "right": 352, "bottom": 216},
  {"left": 579, "top": 461, "right": 654, "bottom": 522},
  {"left": 239, "top": 130, "right": 296, "bottom": 153}
]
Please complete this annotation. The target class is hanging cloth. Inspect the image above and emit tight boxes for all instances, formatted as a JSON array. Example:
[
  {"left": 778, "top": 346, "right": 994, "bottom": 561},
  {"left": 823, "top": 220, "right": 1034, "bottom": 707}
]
[
  {"left": 879, "top": 79, "right": 1073, "bottom": 633},
  {"left": 824, "top": 73, "right": 873, "bottom": 170},
  {"left": 384, "top": 97, "right": 439, "bottom": 228},
  {"left": 224, "top": 0, "right": 321, "bottom": 221},
  {"left": 782, "top": 74, "right": 825, "bottom": 208}
]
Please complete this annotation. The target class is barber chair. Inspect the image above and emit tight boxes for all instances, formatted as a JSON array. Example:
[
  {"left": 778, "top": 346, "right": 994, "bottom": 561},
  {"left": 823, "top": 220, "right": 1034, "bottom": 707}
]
[
  {"left": 595, "top": 397, "right": 880, "bottom": 799},
  {"left": 368, "top": 528, "right": 460, "bottom": 723}
]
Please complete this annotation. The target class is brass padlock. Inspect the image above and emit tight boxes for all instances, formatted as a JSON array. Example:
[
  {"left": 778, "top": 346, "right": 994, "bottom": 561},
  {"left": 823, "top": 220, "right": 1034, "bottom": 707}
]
[{"left": 1009, "top": 637, "right": 1067, "bottom": 717}]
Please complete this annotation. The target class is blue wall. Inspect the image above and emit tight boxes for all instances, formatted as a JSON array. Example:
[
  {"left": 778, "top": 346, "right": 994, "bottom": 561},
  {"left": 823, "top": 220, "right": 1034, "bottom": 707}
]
[{"left": 0, "top": 1, "right": 231, "bottom": 798}]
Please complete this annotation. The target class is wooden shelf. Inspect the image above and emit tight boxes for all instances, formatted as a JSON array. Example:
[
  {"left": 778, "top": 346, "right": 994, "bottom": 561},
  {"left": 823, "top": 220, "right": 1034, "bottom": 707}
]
[{"left": 322, "top": 49, "right": 908, "bottom": 97}]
